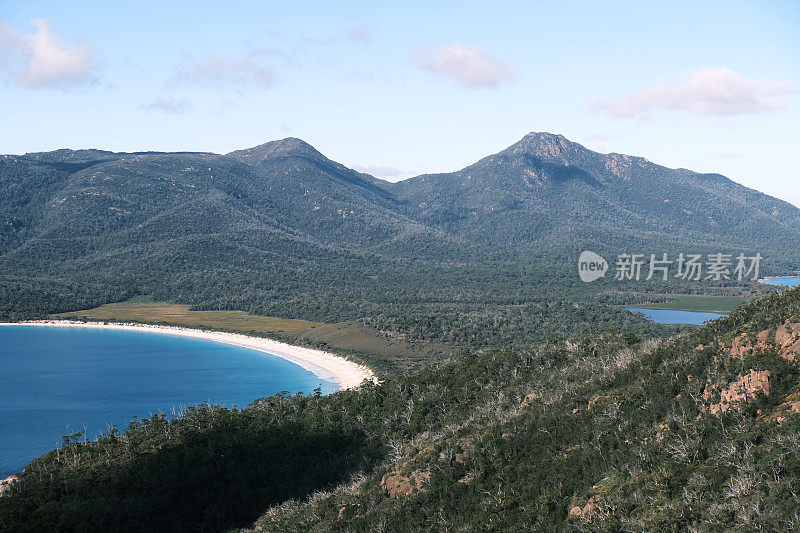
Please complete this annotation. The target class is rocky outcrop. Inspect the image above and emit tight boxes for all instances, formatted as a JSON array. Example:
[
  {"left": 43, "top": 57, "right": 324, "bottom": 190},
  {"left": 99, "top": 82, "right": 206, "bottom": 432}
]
[
  {"left": 729, "top": 330, "right": 772, "bottom": 356},
  {"left": 0, "top": 475, "right": 18, "bottom": 497},
  {"left": 760, "top": 391, "right": 800, "bottom": 424},
  {"left": 381, "top": 468, "right": 431, "bottom": 498},
  {"left": 568, "top": 494, "right": 602, "bottom": 521},
  {"left": 704, "top": 369, "right": 771, "bottom": 415},
  {"left": 561, "top": 444, "right": 581, "bottom": 458},
  {"left": 587, "top": 394, "right": 610, "bottom": 410},
  {"left": 776, "top": 319, "right": 800, "bottom": 362},
  {"left": 520, "top": 393, "right": 536, "bottom": 408},
  {"left": 568, "top": 477, "right": 616, "bottom": 522},
  {"left": 453, "top": 438, "right": 473, "bottom": 464},
  {"left": 382, "top": 437, "right": 475, "bottom": 498},
  {"left": 725, "top": 319, "right": 800, "bottom": 363}
]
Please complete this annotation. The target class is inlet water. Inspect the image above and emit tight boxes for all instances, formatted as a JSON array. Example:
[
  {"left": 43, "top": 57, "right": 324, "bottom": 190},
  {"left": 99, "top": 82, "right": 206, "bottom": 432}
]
[
  {"left": 759, "top": 276, "right": 800, "bottom": 287},
  {"left": 624, "top": 308, "right": 727, "bottom": 325},
  {"left": 0, "top": 325, "right": 337, "bottom": 477}
]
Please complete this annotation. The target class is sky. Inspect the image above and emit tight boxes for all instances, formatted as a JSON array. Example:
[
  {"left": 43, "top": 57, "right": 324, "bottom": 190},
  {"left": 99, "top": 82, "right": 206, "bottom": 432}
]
[{"left": 1, "top": 1, "right": 799, "bottom": 206}]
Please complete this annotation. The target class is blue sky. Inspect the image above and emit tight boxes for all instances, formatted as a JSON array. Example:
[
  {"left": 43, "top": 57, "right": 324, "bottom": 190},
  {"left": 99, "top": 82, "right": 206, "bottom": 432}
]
[{"left": 2, "top": 1, "right": 799, "bottom": 205}]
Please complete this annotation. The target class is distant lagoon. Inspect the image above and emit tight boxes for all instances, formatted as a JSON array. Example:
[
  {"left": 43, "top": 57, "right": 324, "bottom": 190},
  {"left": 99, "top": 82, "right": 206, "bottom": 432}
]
[
  {"left": 759, "top": 276, "right": 800, "bottom": 287},
  {"left": 625, "top": 308, "right": 727, "bottom": 325},
  {"left": 0, "top": 325, "right": 337, "bottom": 477},
  {"left": 626, "top": 275, "right": 800, "bottom": 324}
]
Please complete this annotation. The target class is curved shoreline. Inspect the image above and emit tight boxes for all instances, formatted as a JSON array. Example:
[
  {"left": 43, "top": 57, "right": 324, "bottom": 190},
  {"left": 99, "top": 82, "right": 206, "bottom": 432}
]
[{"left": 0, "top": 320, "right": 378, "bottom": 391}]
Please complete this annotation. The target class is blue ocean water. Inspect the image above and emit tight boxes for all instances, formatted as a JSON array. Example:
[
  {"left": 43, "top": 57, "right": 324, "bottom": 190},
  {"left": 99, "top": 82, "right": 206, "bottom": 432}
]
[
  {"left": 625, "top": 308, "right": 727, "bottom": 325},
  {"left": 0, "top": 325, "right": 337, "bottom": 477},
  {"left": 759, "top": 276, "right": 800, "bottom": 287}
]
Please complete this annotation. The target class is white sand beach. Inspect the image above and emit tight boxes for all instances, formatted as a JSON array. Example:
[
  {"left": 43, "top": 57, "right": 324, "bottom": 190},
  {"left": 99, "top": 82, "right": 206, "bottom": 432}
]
[{"left": 0, "top": 320, "right": 378, "bottom": 390}]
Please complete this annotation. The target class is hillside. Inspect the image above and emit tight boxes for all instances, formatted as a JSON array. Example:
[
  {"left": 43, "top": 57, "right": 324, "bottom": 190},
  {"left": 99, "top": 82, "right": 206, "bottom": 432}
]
[
  {"left": 1, "top": 133, "right": 798, "bottom": 335},
  {"left": 3, "top": 132, "right": 800, "bottom": 529},
  {"left": 2, "top": 288, "right": 799, "bottom": 531},
  {"left": 252, "top": 286, "right": 800, "bottom": 531},
  {"left": 392, "top": 133, "right": 800, "bottom": 268},
  {"left": 0, "top": 142, "right": 469, "bottom": 322}
]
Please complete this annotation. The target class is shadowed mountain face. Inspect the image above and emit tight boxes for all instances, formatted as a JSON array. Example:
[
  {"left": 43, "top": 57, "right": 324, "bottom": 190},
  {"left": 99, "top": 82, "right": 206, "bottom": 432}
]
[{"left": 1, "top": 132, "right": 798, "bottom": 319}]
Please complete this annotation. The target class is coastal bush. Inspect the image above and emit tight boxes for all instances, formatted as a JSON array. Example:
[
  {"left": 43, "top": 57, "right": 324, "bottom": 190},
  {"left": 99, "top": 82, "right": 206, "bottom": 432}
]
[{"left": 2, "top": 289, "right": 799, "bottom": 531}]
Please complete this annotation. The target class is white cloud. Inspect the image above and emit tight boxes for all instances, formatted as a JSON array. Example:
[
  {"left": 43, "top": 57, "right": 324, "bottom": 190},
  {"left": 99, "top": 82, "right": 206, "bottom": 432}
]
[
  {"left": 0, "top": 18, "right": 95, "bottom": 89},
  {"left": 173, "top": 54, "right": 273, "bottom": 89},
  {"left": 592, "top": 67, "right": 798, "bottom": 118},
  {"left": 353, "top": 164, "right": 402, "bottom": 178},
  {"left": 414, "top": 44, "right": 513, "bottom": 88},
  {"left": 142, "top": 97, "right": 192, "bottom": 114}
]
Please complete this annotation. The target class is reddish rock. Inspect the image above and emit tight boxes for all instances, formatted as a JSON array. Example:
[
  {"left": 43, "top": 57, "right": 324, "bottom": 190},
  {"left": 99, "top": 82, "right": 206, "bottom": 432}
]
[
  {"left": 757, "top": 329, "right": 772, "bottom": 343},
  {"left": 562, "top": 444, "right": 580, "bottom": 458},
  {"left": 381, "top": 468, "right": 430, "bottom": 498},
  {"left": 707, "top": 369, "right": 771, "bottom": 415},
  {"left": 520, "top": 393, "right": 536, "bottom": 407},
  {"left": 730, "top": 334, "right": 751, "bottom": 356},
  {"left": 587, "top": 394, "right": 610, "bottom": 410},
  {"left": 776, "top": 320, "right": 800, "bottom": 362},
  {"left": 581, "top": 494, "right": 602, "bottom": 520},
  {"left": 381, "top": 472, "right": 413, "bottom": 497}
]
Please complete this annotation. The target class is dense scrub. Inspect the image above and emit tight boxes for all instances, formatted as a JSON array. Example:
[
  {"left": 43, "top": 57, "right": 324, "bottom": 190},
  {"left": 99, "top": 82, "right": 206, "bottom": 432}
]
[
  {"left": 3, "top": 288, "right": 800, "bottom": 531},
  {"left": 251, "top": 290, "right": 800, "bottom": 532},
  {"left": 361, "top": 300, "right": 681, "bottom": 348}
]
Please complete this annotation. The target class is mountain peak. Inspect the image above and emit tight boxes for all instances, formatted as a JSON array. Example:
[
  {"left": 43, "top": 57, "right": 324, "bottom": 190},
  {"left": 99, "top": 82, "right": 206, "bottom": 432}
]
[
  {"left": 508, "top": 132, "right": 590, "bottom": 162},
  {"left": 226, "top": 137, "right": 326, "bottom": 164},
  {"left": 523, "top": 131, "right": 568, "bottom": 142}
]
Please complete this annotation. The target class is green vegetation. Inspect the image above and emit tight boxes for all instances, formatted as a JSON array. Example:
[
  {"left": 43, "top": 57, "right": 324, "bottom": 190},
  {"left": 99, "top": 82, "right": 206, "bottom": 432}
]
[
  {"left": 3, "top": 288, "right": 800, "bottom": 531},
  {"left": 272, "top": 320, "right": 455, "bottom": 376},
  {"left": 54, "top": 299, "right": 321, "bottom": 332},
  {"left": 51, "top": 298, "right": 680, "bottom": 376},
  {"left": 361, "top": 300, "right": 682, "bottom": 348},
  {"left": 2, "top": 134, "right": 800, "bottom": 530},
  {"left": 620, "top": 293, "right": 749, "bottom": 313},
  {"left": 1, "top": 134, "right": 794, "bottom": 329}
]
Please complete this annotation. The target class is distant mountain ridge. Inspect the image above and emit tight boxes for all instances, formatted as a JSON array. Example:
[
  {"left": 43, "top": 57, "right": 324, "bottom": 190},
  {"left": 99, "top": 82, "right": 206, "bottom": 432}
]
[
  {"left": 1, "top": 132, "right": 798, "bottom": 320},
  {"left": 391, "top": 132, "right": 800, "bottom": 257}
]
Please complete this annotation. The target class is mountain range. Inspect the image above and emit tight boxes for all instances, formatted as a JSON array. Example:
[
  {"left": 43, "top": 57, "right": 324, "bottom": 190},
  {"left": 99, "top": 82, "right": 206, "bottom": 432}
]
[{"left": 1, "top": 132, "right": 798, "bottom": 320}]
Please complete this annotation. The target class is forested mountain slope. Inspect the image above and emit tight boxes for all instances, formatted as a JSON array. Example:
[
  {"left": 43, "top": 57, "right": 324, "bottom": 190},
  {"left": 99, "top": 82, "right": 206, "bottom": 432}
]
[
  {"left": 0, "top": 141, "right": 469, "bottom": 320},
  {"left": 251, "top": 286, "right": 800, "bottom": 531},
  {"left": 2, "top": 288, "right": 799, "bottom": 531},
  {"left": 391, "top": 132, "right": 800, "bottom": 267},
  {"left": 1, "top": 133, "right": 798, "bottom": 323}
]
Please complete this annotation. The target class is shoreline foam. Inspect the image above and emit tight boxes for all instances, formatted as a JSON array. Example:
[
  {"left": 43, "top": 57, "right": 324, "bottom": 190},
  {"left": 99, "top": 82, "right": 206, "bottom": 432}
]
[{"left": 0, "top": 320, "right": 377, "bottom": 391}]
